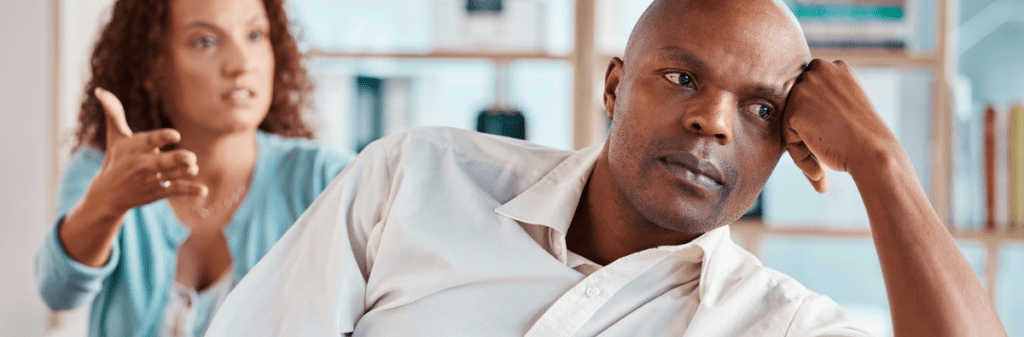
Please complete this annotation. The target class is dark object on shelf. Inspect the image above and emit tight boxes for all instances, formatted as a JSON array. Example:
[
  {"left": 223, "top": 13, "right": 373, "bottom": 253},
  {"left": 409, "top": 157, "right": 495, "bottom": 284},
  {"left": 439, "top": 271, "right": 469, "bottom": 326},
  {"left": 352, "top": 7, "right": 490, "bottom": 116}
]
[
  {"left": 466, "top": 0, "right": 502, "bottom": 14},
  {"left": 355, "top": 76, "right": 383, "bottom": 152},
  {"left": 477, "top": 107, "right": 526, "bottom": 140}
]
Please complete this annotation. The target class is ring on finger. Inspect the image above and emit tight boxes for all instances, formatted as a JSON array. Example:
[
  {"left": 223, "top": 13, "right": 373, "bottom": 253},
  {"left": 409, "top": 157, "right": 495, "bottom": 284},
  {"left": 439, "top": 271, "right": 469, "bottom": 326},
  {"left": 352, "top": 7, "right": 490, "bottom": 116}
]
[{"left": 156, "top": 172, "right": 171, "bottom": 188}]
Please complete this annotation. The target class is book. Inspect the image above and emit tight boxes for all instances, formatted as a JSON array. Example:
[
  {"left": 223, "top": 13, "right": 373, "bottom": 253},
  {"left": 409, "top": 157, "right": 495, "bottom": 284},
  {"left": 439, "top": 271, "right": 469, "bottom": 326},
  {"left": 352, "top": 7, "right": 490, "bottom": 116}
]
[
  {"left": 477, "top": 107, "right": 526, "bottom": 140},
  {"left": 790, "top": 0, "right": 913, "bottom": 50},
  {"left": 984, "top": 105, "right": 996, "bottom": 231},
  {"left": 1011, "top": 104, "right": 1024, "bottom": 233}
]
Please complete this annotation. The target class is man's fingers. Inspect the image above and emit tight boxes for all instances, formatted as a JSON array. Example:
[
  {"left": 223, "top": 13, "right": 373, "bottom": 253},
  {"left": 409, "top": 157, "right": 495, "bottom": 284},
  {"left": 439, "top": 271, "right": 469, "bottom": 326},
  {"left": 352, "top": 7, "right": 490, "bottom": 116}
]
[
  {"left": 786, "top": 142, "right": 823, "bottom": 181},
  {"left": 786, "top": 141, "right": 829, "bottom": 193},
  {"left": 95, "top": 87, "right": 133, "bottom": 145},
  {"left": 806, "top": 169, "right": 829, "bottom": 194}
]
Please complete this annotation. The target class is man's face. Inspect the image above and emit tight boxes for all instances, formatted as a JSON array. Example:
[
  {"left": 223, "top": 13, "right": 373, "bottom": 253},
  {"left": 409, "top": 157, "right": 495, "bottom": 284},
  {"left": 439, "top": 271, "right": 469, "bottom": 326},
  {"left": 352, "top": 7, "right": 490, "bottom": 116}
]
[{"left": 604, "top": 0, "right": 810, "bottom": 234}]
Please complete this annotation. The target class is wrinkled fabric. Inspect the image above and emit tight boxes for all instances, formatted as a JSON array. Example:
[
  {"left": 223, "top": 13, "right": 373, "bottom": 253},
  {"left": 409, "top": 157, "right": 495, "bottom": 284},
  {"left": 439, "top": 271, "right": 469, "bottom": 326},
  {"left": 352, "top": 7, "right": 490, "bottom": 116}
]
[{"left": 208, "top": 127, "right": 871, "bottom": 337}]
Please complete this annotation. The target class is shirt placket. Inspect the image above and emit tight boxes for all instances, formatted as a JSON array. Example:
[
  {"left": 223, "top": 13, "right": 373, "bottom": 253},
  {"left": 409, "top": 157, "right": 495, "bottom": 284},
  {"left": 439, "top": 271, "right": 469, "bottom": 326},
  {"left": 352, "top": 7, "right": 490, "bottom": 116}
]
[{"left": 524, "top": 248, "right": 676, "bottom": 337}]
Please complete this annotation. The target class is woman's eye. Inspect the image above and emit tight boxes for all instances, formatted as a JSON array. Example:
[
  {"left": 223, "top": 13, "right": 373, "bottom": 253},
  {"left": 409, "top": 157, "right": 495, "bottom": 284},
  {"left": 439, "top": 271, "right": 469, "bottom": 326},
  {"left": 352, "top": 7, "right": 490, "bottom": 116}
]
[
  {"left": 193, "top": 36, "right": 217, "bottom": 49},
  {"left": 249, "top": 31, "right": 265, "bottom": 42},
  {"left": 746, "top": 104, "right": 773, "bottom": 120},
  {"left": 664, "top": 72, "right": 693, "bottom": 86}
]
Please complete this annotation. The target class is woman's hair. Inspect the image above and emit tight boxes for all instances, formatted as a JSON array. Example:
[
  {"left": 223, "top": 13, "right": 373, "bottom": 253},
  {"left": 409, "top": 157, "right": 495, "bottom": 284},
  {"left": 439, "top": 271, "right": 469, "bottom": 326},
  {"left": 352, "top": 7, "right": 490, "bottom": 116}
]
[{"left": 75, "top": 0, "right": 313, "bottom": 150}]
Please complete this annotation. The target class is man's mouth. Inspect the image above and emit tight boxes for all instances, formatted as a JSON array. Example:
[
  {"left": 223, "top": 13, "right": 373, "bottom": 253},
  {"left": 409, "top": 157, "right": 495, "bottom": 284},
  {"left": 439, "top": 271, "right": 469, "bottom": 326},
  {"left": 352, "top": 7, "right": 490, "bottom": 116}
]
[{"left": 659, "top": 153, "right": 725, "bottom": 191}]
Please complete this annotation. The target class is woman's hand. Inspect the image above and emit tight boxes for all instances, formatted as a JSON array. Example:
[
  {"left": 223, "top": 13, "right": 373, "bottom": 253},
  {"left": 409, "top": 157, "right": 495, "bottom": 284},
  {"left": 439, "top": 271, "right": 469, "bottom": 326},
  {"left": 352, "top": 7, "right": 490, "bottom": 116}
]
[
  {"left": 58, "top": 88, "right": 207, "bottom": 267},
  {"left": 86, "top": 87, "right": 206, "bottom": 215}
]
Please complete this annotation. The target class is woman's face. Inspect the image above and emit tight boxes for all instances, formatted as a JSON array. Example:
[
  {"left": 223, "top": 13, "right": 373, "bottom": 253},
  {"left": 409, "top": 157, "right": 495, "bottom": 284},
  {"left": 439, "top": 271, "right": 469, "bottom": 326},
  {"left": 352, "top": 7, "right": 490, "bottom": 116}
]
[{"left": 161, "top": 0, "right": 275, "bottom": 135}]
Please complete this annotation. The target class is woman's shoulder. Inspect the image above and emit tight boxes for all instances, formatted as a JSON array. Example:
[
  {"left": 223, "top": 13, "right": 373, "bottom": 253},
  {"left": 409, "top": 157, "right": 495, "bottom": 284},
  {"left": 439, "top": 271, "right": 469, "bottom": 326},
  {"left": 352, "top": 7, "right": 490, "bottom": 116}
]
[
  {"left": 256, "top": 132, "right": 354, "bottom": 182},
  {"left": 258, "top": 132, "right": 353, "bottom": 164},
  {"left": 62, "top": 146, "right": 105, "bottom": 182}
]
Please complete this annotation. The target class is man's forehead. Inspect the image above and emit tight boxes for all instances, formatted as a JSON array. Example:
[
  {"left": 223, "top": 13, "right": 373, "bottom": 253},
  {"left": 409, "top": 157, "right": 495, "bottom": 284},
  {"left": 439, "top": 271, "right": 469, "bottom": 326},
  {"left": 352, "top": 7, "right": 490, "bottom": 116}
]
[
  {"left": 629, "top": 0, "right": 810, "bottom": 85},
  {"left": 629, "top": 0, "right": 810, "bottom": 58}
]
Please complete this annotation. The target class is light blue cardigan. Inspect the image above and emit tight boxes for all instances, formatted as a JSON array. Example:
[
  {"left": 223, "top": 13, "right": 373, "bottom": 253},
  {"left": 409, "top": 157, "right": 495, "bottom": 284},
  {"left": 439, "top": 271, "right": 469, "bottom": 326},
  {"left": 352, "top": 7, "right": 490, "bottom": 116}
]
[{"left": 35, "top": 131, "right": 352, "bottom": 336}]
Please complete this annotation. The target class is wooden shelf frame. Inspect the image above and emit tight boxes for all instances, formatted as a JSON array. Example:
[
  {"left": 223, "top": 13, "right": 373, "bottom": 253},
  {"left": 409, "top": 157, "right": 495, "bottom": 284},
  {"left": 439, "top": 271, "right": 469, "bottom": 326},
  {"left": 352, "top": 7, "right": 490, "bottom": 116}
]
[
  {"left": 305, "top": 50, "right": 572, "bottom": 61},
  {"left": 306, "top": 0, "right": 1000, "bottom": 304},
  {"left": 305, "top": 0, "right": 963, "bottom": 233},
  {"left": 730, "top": 220, "right": 1021, "bottom": 307}
]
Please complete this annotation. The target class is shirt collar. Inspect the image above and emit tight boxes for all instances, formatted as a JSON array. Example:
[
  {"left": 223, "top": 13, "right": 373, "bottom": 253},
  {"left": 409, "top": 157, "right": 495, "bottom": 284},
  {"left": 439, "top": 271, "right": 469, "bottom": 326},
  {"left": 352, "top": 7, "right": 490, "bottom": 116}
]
[
  {"left": 494, "top": 142, "right": 604, "bottom": 235},
  {"left": 493, "top": 142, "right": 732, "bottom": 274}
]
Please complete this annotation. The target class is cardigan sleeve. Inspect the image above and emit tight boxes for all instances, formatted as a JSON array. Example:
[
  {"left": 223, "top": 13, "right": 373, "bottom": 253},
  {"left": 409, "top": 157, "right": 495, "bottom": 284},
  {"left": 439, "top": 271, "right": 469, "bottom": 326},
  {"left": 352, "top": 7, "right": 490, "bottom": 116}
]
[{"left": 34, "top": 148, "right": 121, "bottom": 311}]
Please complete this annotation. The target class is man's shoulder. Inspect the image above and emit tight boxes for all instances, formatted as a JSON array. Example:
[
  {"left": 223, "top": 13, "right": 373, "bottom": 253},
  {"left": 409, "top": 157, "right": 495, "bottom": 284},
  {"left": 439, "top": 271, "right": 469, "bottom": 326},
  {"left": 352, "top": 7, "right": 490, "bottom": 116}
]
[
  {"left": 376, "top": 126, "right": 575, "bottom": 171},
  {"left": 711, "top": 239, "right": 823, "bottom": 306}
]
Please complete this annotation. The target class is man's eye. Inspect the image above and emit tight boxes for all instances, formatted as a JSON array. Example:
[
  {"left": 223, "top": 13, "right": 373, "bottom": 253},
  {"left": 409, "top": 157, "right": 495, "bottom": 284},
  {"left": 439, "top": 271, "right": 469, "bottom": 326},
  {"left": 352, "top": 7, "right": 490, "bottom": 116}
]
[
  {"left": 746, "top": 104, "right": 773, "bottom": 120},
  {"left": 664, "top": 72, "right": 693, "bottom": 86}
]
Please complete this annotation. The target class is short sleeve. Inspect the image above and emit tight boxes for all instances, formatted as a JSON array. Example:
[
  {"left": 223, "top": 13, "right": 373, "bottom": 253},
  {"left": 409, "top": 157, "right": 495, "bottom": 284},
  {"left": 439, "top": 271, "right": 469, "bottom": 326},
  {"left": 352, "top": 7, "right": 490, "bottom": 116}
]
[
  {"left": 206, "top": 139, "right": 391, "bottom": 336},
  {"left": 784, "top": 294, "right": 875, "bottom": 337}
]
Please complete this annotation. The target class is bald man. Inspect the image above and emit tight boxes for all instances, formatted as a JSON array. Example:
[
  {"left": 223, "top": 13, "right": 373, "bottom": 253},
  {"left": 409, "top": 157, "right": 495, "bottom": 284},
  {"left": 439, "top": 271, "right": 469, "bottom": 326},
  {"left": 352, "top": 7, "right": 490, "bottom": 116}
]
[{"left": 207, "top": 0, "right": 1004, "bottom": 336}]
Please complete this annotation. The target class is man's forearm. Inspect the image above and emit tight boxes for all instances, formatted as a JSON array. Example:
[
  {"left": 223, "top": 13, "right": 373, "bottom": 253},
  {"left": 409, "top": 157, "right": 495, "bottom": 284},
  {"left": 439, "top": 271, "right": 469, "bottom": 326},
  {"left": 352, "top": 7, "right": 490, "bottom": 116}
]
[{"left": 851, "top": 151, "right": 1005, "bottom": 336}]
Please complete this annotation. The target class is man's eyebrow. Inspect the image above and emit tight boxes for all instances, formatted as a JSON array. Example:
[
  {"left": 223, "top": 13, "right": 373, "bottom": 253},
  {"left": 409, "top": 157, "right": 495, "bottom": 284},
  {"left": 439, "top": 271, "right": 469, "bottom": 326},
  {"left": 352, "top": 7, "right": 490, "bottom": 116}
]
[
  {"left": 755, "top": 66, "right": 804, "bottom": 104},
  {"left": 751, "top": 84, "right": 789, "bottom": 104},
  {"left": 659, "top": 47, "right": 709, "bottom": 73}
]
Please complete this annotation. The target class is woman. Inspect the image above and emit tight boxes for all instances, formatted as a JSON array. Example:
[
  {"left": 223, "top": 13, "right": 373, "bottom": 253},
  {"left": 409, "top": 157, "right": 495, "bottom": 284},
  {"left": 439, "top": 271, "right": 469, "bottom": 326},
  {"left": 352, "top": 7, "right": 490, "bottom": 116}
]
[{"left": 34, "top": 0, "right": 352, "bottom": 335}]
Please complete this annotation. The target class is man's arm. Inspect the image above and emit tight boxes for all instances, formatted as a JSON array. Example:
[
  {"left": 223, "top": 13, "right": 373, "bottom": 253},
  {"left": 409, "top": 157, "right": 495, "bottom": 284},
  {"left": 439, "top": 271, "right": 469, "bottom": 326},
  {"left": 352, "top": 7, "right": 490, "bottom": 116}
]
[
  {"left": 205, "top": 140, "right": 390, "bottom": 336},
  {"left": 783, "top": 59, "right": 1006, "bottom": 336}
]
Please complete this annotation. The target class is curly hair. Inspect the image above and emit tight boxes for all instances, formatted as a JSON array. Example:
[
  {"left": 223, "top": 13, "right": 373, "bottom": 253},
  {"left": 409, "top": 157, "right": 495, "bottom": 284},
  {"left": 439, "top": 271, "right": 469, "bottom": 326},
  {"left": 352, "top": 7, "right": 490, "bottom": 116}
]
[{"left": 75, "top": 0, "right": 313, "bottom": 150}]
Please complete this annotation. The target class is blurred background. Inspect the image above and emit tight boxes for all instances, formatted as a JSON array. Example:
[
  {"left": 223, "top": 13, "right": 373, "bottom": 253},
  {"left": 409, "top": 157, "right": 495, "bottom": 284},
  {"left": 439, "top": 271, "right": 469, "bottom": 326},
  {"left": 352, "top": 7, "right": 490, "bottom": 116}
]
[{"left": 2, "top": 0, "right": 1023, "bottom": 336}]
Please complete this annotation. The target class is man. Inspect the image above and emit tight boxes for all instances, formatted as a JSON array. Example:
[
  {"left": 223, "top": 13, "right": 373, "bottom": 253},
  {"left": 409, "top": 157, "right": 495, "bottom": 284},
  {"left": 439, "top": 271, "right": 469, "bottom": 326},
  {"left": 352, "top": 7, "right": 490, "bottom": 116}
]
[{"left": 207, "top": 0, "right": 1005, "bottom": 335}]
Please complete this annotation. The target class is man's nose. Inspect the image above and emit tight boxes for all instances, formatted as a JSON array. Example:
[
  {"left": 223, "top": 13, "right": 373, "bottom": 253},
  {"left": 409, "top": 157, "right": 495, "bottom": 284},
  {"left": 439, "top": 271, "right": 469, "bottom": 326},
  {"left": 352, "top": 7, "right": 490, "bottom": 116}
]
[{"left": 682, "top": 91, "right": 734, "bottom": 145}]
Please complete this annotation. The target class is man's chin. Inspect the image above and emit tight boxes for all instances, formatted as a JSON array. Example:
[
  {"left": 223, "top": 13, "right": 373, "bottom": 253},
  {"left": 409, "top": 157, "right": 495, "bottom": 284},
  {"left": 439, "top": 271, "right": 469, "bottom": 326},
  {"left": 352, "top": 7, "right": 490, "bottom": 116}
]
[{"left": 638, "top": 198, "right": 730, "bottom": 235}]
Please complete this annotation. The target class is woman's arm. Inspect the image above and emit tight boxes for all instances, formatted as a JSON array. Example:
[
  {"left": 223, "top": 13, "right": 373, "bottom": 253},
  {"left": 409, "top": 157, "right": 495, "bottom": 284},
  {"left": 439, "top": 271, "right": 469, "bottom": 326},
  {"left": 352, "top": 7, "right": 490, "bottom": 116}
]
[{"left": 59, "top": 88, "right": 205, "bottom": 267}]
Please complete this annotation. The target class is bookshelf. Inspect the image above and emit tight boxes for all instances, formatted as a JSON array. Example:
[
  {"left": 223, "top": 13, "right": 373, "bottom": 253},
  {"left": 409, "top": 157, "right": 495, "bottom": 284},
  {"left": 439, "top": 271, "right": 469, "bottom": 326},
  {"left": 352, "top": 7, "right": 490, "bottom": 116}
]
[
  {"left": 302, "top": 0, "right": 964, "bottom": 228},
  {"left": 303, "top": 0, "right": 1019, "bottom": 317}
]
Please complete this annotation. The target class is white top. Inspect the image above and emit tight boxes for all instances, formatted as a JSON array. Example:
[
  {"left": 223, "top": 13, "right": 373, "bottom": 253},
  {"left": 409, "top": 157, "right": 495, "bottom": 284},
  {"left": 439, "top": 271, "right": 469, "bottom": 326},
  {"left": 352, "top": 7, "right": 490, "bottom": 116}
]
[
  {"left": 162, "top": 265, "right": 234, "bottom": 337},
  {"left": 207, "top": 127, "right": 871, "bottom": 337}
]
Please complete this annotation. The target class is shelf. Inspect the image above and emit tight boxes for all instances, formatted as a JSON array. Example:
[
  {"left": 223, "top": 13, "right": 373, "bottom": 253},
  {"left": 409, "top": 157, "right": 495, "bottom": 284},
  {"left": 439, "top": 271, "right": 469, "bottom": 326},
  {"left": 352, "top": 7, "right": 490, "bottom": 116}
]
[
  {"left": 730, "top": 220, "right": 1024, "bottom": 243},
  {"left": 305, "top": 49, "right": 572, "bottom": 62},
  {"left": 809, "top": 48, "right": 939, "bottom": 68},
  {"left": 596, "top": 48, "right": 937, "bottom": 71}
]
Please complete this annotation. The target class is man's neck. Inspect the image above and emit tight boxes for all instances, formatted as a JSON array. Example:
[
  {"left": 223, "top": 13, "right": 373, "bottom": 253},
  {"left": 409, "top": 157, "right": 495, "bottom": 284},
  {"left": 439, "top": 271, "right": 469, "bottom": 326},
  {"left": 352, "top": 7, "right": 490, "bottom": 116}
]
[{"left": 566, "top": 147, "right": 701, "bottom": 266}]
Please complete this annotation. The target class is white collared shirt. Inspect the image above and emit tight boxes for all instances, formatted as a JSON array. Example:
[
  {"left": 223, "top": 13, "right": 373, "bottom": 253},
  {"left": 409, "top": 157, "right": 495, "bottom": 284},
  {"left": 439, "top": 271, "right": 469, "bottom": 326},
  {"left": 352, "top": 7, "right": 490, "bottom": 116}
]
[{"left": 206, "top": 127, "right": 871, "bottom": 337}]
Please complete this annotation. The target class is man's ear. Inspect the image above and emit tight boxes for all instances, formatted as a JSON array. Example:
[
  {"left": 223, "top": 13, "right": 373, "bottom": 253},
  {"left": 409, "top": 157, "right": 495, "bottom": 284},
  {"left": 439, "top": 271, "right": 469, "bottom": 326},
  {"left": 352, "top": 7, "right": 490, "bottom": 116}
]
[{"left": 604, "top": 57, "right": 624, "bottom": 120}]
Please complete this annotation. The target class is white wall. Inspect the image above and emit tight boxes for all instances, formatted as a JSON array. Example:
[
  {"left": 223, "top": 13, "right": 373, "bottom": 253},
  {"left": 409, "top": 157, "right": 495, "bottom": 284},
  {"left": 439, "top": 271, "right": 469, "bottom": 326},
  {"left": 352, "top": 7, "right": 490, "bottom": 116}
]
[{"left": 0, "top": 0, "right": 56, "bottom": 335}]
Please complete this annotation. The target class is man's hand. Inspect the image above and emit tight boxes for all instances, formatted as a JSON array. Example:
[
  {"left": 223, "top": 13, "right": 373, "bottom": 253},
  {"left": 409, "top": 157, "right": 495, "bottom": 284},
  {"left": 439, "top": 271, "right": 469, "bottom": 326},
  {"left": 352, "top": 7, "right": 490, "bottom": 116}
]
[
  {"left": 780, "top": 59, "right": 1007, "bottom": 336},
  {"left": 782, "top": 59, "right": 902, "bottom": 193}
]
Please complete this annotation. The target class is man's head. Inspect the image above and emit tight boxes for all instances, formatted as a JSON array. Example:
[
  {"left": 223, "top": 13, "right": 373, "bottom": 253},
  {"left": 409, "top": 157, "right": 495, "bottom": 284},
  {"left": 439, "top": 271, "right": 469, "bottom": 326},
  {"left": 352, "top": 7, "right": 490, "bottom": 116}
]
[{"left": 602, "top": 0, "right": 811, "bottom": 234}]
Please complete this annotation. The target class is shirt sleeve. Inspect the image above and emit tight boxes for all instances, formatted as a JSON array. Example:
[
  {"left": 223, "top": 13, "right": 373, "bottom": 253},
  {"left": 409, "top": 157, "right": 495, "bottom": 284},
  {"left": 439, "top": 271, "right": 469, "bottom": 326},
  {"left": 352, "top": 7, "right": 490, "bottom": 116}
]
[
  {"left": 205, "top": 139, "right": 391, "bottom": 337},
  {"left": 34, "top": 148, "right": 121, "bottom": 311},
  {"left": 784, "top": 294, "right": 876, "bottom": 337}
]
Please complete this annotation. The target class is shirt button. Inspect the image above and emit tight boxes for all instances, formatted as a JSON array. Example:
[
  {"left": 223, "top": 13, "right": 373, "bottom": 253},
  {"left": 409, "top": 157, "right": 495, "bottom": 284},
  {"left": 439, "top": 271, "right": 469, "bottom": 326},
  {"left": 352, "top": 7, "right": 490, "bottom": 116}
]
[{"left": 585, "top": 286, "right": 601, "bottom": 298}]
